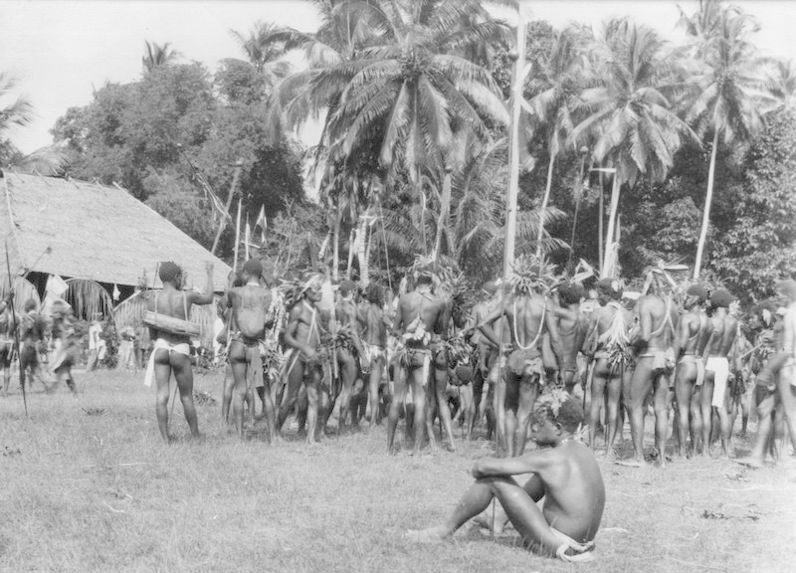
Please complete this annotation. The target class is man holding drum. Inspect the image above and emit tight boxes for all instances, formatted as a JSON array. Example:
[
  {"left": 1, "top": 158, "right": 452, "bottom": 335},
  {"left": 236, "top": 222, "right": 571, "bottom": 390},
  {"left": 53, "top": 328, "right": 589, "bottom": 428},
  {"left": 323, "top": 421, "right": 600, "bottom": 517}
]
[{"left": 145, "top": 261, "right": 214, "bottom": 442}]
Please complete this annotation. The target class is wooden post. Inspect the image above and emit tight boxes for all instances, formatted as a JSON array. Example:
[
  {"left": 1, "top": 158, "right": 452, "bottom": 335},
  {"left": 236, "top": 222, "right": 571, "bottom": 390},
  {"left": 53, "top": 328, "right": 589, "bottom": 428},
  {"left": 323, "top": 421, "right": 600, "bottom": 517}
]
[{"left": 503, "top": 2, "right": 528, "bottom": 279}]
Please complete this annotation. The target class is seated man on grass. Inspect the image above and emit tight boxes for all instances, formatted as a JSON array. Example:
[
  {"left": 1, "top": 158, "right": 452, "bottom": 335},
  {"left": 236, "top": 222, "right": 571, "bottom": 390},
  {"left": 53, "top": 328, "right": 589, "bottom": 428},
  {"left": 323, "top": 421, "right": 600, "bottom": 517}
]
[{"left": 407, "top": 390, "right": 605, "bottom": 563}]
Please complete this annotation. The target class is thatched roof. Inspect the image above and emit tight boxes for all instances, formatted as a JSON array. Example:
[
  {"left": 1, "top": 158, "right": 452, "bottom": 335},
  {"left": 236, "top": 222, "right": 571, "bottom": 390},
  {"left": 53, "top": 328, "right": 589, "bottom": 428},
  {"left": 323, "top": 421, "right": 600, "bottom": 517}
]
[{"left": 1, "top": 170, "right": 230, "bottom": 291}]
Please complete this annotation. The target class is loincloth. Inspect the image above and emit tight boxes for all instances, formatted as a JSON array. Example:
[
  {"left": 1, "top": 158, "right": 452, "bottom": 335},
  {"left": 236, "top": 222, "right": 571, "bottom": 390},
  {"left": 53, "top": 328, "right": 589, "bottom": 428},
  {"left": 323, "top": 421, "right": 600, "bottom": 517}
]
[
  {"left": 506, "top": 347, "right": 543, "bottom": 379},
  {"left": 283, "top": 347, "right": 327, "bottom": 379},
  {"left": 706, "top": 356, "right": 729, "bottom": 408},
  {"left": 637, "top": 348, "right": 675, "bottom": 372},
  {"left": 593, "top": 344, "right": 633, "bottom": 369},
  {"left": 551, "top": 527, "right": 596, "bottom": 563},
  {"left": 398, "top": 344, "right": 434, "bottom": 388},
  {"left": 144, "top": 338, "right": 191, "bottom": 387},
  {"left": 0, "top": 338, "right": 12, "bottom": 366},
  {"left": 678, "top": 354, "right": 705, "bottom": 386},
  {"left": 361, "top": 342, "right": 386, "bottom": 372}
]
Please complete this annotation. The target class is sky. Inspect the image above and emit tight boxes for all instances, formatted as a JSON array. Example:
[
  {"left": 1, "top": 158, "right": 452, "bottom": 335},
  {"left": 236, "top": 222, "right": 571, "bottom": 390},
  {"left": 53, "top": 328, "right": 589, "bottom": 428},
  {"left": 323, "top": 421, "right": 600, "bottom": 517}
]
[{"left": 2, "top": 0, "right": 796, "bottom": 154}]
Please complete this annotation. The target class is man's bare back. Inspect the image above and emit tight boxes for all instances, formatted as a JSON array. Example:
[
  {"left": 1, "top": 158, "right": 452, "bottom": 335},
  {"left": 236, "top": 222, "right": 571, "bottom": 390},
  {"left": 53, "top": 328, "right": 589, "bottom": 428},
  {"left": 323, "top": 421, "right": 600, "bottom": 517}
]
[{"left": 229, "top": 284, "right": 271, "bottom": 340}]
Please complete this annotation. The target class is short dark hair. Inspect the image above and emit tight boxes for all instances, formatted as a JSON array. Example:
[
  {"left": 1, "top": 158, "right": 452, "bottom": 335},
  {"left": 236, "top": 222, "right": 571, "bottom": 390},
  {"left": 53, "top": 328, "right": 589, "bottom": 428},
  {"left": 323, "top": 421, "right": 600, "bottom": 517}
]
[
  {"left": 534, "top": 393, "right": 584, "bottom": 434},
  {"left": 558, "top": 282, "right": 585, "bottom": 305},
  {"left": 710, "top": 289, "right": 733, "bottom": 308},
  {"left": 365, "top": 282, "right": 383, "bottom": 305},
  {"left": 596, "top": 278, "right": 622, "bottom": 300},
  {"left": 416, "top": 274, "right": 433, "bottom": 286},
  {"left": 242, "top": 258, "right": 263, "bottom": 278},
  {"left": 158, "top": 261, "right": 182, "bottom": 284}
]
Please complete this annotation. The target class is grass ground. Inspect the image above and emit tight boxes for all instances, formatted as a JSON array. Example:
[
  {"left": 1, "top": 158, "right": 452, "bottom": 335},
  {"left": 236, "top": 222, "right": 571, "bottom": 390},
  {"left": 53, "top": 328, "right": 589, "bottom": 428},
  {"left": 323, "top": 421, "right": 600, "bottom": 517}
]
[{"left": 1, "top": 369, "right": 794, "bottom": 573}]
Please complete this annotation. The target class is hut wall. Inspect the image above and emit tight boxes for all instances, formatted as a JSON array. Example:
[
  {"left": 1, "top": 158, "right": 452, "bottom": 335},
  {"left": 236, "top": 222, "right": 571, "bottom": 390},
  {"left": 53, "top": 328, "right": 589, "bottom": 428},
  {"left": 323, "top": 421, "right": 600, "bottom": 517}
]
[{"left": 0, "top": 274, "right": 42, "bottom": 314}]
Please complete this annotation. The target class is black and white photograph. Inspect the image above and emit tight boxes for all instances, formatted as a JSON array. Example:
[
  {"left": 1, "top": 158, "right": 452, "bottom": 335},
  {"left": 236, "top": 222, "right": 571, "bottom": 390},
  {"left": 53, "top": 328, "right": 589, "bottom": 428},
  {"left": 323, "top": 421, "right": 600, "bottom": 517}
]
[{"left": 1, "top": 1, "right": 794, "bottom": 571}]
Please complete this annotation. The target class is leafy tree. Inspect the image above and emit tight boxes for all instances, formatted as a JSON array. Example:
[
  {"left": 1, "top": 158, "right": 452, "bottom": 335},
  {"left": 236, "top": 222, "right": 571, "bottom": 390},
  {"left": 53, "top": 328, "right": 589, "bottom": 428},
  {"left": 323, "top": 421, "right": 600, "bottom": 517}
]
[
  {"left": 708, "top": 107, "right": 796, "bottom": 300},
  {"left": 526, "top": 24, "right": 591, "bottom": 257}
]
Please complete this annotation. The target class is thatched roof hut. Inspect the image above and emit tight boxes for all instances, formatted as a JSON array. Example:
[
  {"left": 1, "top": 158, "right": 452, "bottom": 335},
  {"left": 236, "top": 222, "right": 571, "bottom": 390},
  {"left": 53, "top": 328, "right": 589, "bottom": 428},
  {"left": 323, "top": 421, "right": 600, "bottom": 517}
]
[
  {"left": 1, "top": 170, "right": 230, "bottom": 345},
  {"left": 1, "top": 170, "right": 230, "bottom": 292}
]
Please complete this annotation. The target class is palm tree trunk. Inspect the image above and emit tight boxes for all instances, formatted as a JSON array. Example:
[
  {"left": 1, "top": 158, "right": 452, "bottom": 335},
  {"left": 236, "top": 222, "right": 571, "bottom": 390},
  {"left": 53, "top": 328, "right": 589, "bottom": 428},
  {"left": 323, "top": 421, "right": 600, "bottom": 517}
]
[
  {"left": 597, "top": 171, "right": 604, "bottom": 274},
  {"left": 357, "top": 217, "right": 369, "bottom": 286},
  {"left": 602, "top": 172, "right": 621, "bottom": 277},
  {"left": 535, "top": 152, "right": 556, "bottom": 259},
  {"left": 332, "top": 202, "right": 341, "bottom": 281},
  {"left": 693, "top": 129, "right": 720, "bottom": 280},
  {"left": 433, "top": 171, "right": 452, "bottom": 261}
]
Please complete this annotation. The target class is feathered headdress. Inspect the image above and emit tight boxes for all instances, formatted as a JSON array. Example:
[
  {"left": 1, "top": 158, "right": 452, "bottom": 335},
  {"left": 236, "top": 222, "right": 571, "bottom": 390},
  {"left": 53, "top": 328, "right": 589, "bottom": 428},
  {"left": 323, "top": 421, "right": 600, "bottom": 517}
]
[
  {"left": 533, "top": 387, "right": 572, "bottom": 419},
  {"left": 508, "top": 255, "right": 562, "bottom": 295}
]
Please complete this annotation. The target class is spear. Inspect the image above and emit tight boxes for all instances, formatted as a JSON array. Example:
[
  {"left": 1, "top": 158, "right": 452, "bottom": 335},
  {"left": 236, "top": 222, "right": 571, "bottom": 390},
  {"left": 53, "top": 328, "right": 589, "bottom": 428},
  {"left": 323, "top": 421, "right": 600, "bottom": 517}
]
[{"left": 4, "top": 240, "right": 28, "bottom": 417}]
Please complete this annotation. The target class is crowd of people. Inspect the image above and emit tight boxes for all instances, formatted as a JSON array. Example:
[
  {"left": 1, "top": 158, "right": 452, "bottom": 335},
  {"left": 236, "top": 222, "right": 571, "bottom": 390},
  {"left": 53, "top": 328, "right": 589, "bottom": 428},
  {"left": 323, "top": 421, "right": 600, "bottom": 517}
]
[
  {"left": 2, "top": 256, "right": 794, "bottom": 562},
  {"left": 131, "top": 256, "right": 796, "bottom": 471}
]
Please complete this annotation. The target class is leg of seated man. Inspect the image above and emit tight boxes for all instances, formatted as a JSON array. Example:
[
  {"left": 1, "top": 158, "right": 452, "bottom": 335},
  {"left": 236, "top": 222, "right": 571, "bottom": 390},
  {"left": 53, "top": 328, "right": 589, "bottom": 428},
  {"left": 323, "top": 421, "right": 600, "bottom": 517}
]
[{"left": 410, "top": 476, "right": 572, "bottom": 557}]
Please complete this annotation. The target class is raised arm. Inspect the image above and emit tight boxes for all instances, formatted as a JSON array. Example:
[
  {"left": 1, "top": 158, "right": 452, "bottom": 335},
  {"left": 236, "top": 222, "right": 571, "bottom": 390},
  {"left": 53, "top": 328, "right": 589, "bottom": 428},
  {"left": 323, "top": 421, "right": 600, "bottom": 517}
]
[{"left": 190, "top": 262, "right": 215, "bottom": 306}]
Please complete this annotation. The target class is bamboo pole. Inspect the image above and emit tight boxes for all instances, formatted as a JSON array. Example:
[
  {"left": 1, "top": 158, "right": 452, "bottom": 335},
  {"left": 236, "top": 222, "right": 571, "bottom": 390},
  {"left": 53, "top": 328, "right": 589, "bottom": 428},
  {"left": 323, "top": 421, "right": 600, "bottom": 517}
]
[{"left": 503, "top": 2, "right": 528, "bottom": 279}]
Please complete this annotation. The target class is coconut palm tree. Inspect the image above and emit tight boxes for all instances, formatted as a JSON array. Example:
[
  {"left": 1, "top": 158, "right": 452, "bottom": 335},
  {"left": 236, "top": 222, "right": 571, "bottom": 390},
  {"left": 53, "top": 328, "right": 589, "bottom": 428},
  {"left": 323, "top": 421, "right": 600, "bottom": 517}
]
[
  {"left": 0, "top": 73, "right": 32, "bottom": 134},
  {"left": 142, "top": 41, "right": 179, "bottom": 73},
  {"left": 526, "top": 24, "right": 592, "bottom": 258},
  {"left": 569, "top": 18, "right": 698, "bottom": 276},
  {"left": 328, "top": 0, "right": 509, "bottom": 186},
  {"left": 682, "top": 5, "right": 772, "bottom": 278},
  {"left": 765, "top": 58, "right": 796, "bottom": 111}
]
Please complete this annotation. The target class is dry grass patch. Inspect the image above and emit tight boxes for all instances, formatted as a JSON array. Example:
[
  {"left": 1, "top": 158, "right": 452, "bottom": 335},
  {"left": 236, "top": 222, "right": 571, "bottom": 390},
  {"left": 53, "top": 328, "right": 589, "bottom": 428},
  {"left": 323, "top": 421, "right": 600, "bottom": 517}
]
[{"left": 0, "top": 370, "right": 794, "bottom": 572}]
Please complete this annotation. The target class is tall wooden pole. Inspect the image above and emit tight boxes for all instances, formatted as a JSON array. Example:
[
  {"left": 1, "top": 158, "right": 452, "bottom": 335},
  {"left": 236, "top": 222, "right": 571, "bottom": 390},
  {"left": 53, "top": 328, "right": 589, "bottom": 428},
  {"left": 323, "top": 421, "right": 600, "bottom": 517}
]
[
  {"left": 693, "top": 128, "right": 720, "bottom": 280},
  {"left": 603, "top": 171, "right": 621, "bottom": 277},
  {"left": 503, "top": 2, "right": 528, "bottom": 279}
]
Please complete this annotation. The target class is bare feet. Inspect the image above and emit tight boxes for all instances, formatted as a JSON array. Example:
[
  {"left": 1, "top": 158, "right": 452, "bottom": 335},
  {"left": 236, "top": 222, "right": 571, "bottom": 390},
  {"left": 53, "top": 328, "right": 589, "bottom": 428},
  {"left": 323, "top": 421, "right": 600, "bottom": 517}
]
[{"left": 405, "top": 526, "right": 449, "bottom": 543}]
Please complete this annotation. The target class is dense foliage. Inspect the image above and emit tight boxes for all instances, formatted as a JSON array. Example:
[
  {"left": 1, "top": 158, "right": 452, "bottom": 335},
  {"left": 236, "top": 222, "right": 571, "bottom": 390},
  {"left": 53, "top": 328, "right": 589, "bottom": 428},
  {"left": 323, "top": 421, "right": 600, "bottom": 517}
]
[{"left": 1, "top": 0, "right": 793, "bottom": 302}]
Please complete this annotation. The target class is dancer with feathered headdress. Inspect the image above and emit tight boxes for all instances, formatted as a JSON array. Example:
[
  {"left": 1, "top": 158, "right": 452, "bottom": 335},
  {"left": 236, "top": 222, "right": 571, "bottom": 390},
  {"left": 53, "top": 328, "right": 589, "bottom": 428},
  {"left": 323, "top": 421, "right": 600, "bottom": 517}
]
[{"left": 470, "top": 255, "right": 564, "bottom": 457}]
